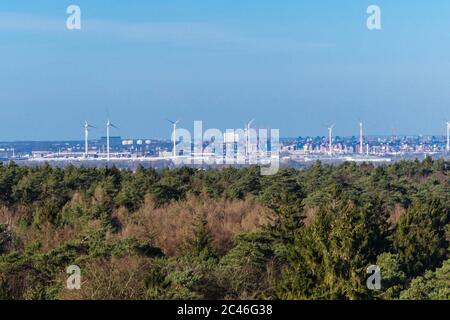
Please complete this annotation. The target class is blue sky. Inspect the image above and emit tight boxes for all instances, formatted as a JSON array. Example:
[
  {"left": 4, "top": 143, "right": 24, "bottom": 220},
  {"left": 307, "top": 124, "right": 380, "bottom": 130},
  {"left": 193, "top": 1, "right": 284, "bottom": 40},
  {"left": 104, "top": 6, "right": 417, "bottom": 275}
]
[{"left": 1, "top": 1, "right": 450, "bottom": 140}]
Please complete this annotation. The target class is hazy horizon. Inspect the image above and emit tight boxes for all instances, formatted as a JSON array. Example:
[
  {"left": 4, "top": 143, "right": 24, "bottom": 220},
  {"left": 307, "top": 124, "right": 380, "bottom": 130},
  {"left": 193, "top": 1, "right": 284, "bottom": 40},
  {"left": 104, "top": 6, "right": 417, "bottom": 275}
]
[{"left": 0, "top": 130, "right": 447, "bottom": 144}]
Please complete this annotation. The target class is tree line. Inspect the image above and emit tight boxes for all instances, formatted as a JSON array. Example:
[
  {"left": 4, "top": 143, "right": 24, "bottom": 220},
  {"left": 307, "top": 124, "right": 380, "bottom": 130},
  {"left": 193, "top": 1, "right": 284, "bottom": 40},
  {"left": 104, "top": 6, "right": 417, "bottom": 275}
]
[{"left": 0, "top": 158, "right": 448, "bottom": 299}]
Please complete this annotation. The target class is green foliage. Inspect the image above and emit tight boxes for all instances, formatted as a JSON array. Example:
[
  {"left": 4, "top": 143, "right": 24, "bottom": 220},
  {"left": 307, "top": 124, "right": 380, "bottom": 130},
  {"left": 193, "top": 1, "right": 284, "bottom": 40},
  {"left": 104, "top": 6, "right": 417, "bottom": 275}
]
[
  {"left": 277, "top": 193, "right": 389, "bottom": 299},
  {"left": 0, "top": 159, "right": 448, "bottom": 300},
  {"left": 145, "top": 257, "right": 222, "bottom": 300},
  {"left": 261, "top": 168, "right": 305, "bottom": 248},
  {"left": 115, "top": 167, "right": 157, "bottom": 211},
  {"left": 0, "top": 242, "right": 81, "bottom": 299},
  {"left": 219, "top": 231, "right": 274, "bottom": 298},
  {"left": 400, "top": 258, "right": 450, "bottom": 300},
  {"left": 392, "top": 198, "right": 449, "bottom": 277},
  {"left": 0, "top": 225, "right": 11, "bottom": 255},
  {"left": 182, "top": 215, "right": 217, "bottom": 262},
  {"left": 226, "top": 166, "right": 262, "bottom": 199},
  {"left": 375, "top": 253, "right": 407, "bottom": 299}
]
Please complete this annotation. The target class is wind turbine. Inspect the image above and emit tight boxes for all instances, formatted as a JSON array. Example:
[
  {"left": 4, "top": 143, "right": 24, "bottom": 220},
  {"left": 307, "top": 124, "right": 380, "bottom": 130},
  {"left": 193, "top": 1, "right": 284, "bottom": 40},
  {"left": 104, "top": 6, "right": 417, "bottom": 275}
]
[
  {"left": 83, "top": 121, "right": 96, "bottom": 157},
  {"left": 167, "top": 119, "right": 179, "bottom": 157},
  {"left": 246, "top": 119, "right": 255, "bottom": 158},
  {"left": 359, "top": 122, "right": 364, "bottom": 154},
  {"left": 328, "top": 124, "right": 335, "bottom": 156},
  {"left": 106, "top": 119, "right": 118, "bottom": 161},
  {"left": 446, "top": 121, "right": 450, "bottom": 152}
]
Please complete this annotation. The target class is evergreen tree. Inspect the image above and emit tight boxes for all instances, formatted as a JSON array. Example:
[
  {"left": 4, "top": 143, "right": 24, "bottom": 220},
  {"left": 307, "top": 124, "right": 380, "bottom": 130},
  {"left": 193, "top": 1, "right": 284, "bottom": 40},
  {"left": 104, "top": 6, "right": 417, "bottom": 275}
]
[
  {"left": 183, "top": 214, "right": 217, "bottom": 262},
  {"left": 260, "top": 169, "right": 305, "bottom": 248},
  {"left": 392, "top": 197, "right": 450, "bottom": 278},
  {"left": 278, "top": 192, "right": 389, "bottom": 299},
  {"left": 400, "top": 258, "right": 450, "bottom": 300},
  {"left": 375, "top": 253, "right": 407, "bottom": 299}
]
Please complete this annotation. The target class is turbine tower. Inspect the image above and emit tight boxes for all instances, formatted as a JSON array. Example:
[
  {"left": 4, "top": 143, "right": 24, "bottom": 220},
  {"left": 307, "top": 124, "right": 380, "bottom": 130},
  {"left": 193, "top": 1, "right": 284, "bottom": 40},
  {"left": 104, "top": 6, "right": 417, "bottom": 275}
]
[
  {"left": 328, "top": 124, "right": 335, "bottom": 156},
  {"left": 168, "top": 119, "right": 179, "bottom": 157},
  {"left": 106, "top": 119, "right": 118, "bottom": 161},
  {"left": 446, "top": 121, "right": 450, "bottom": 152},
  {"left": 246, "top": 119, "right": 255, "bottom": 158},
  {"left": 359, "top": 122, "right": 364, "bottom": 154},
  {"left": 83, "top": 121, "right": 96, "bottom": 158}
]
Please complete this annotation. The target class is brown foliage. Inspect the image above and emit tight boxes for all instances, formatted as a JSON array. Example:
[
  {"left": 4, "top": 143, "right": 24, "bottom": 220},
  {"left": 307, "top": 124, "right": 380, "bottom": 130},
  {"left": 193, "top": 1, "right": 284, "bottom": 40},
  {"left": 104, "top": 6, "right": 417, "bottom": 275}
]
[
  {"left": 388, "top": 204, "right": 405, "bottom": 225},
  {"left": 0, "top": 205, "right": 30, "bottom": 230},
  {"left": 59, "top": 255, "right": 149, "bottom": 300},
  {"left": 120, "top": 195, "right": 270, "bottom": 256},
  {"left": 1, "top": 192, "right": 270, "bottom": 257},
  {"left": 303, "top": 206, "right": 317, "bottom": 226}
]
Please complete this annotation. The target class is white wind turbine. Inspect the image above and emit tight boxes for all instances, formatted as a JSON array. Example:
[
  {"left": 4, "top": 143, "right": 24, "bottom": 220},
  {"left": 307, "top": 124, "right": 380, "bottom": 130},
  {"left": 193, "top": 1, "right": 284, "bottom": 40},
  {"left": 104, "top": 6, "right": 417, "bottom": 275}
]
[
  {"left": 246, "top": 119, "right": 255, "bottom": 158},
  {"left": 83, "top": 121, "right": 96, "bottom": 158},
  {"left": 167, "top": 119, "right": 179, "bottom": 157},
  {"left": 328, "top": 124, "right": 335, "bottom": 156},
  {"left": 446, "top": 121, "right": 450, "bottom": 152},
  {"left": 106, "top": 119, "right": 118, "bottom": 161},
  {"left": 359, "top": 121, "right": 364, "bottom": 155}
]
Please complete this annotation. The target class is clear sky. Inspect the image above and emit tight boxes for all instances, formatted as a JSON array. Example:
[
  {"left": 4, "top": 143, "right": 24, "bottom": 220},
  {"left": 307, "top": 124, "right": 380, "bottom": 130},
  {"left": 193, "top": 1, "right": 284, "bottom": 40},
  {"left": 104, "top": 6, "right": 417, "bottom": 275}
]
[{"left": 1, "top": 0, "right": 450, "bottom": 140}]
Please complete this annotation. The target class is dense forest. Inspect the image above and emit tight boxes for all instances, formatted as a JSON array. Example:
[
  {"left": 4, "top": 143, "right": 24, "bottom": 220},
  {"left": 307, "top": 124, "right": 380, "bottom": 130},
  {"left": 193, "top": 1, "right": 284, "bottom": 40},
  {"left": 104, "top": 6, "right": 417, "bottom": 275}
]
[{"left": 0, "top": 158, "right": 449, "bottom": 300}]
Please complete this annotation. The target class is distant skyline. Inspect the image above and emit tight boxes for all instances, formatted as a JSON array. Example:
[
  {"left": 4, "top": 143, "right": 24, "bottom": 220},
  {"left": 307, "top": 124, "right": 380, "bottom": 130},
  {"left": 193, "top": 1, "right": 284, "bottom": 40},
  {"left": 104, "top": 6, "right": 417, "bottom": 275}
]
[{"left": 1, "top": 1, "right": 450, "bottom": 141}]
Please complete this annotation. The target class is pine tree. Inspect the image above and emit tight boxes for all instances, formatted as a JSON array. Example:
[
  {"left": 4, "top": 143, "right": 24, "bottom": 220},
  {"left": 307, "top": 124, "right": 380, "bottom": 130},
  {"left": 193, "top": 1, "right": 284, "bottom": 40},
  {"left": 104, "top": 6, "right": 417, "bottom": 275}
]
[
  {"left": 260, "top": 169, "right": 305, "bottom": 247},
  {"left": 277, "top": 192, "right": 389, "bottom": 299},
  {"left": 392, "top": 197, "right": 450, "bottom": 278},
  {"left": 183, "top": 214, "right": 217, "bottom": 262},
  {"left": 400, "top": 258, "right": 450, "bottom": 300}
]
